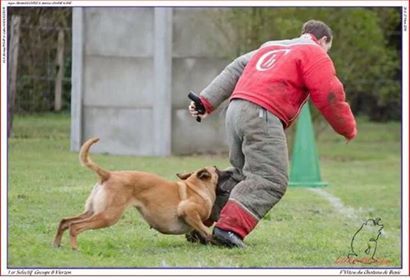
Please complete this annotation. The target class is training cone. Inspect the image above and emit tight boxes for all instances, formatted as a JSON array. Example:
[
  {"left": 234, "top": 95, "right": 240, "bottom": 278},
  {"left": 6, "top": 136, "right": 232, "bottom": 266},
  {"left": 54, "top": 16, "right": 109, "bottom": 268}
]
[{"left": 289, "top": 103, "right": 327, "bottom": 187}]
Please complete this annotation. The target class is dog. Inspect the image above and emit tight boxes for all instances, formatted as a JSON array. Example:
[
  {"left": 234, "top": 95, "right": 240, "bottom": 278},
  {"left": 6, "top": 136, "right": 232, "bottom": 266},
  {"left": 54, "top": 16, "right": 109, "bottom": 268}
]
[{"left": 53, "top": 137, "right": 221, "bottom": 250}]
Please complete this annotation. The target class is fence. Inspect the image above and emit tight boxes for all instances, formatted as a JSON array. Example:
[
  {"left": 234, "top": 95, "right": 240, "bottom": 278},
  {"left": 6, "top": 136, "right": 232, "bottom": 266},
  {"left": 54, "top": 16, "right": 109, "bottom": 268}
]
[{"left": 8, "top": 9, "right": 72, "bottom": 115}]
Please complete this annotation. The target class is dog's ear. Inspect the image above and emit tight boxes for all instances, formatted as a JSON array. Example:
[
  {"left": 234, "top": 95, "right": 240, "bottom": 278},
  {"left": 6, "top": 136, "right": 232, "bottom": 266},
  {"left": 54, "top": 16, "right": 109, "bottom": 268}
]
[
  {"left": 197, "top": 168, "right": 211, "bottom": 180},
  {"left": 176, "top": 172, "right": 192, "bottom": 180}
]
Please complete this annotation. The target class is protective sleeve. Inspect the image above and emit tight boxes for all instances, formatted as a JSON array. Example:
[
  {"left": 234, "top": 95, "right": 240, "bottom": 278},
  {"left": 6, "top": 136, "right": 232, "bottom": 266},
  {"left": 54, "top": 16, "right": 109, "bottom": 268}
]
[{"left": 199, "top": 50, "right": 257, "bottom": 113}]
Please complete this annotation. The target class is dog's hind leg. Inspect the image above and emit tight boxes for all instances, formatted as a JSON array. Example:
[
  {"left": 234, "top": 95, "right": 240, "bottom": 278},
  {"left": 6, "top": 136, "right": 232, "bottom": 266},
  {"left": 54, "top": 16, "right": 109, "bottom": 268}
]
[
  {"left": 53, "top": 210, "right": 93, "bottom": 248},
  {"left": 53, "top": 184, "right": 101, "bottom": 247},
  {"left": 68, "top": 206, "right": 126, "bottom": 250}
]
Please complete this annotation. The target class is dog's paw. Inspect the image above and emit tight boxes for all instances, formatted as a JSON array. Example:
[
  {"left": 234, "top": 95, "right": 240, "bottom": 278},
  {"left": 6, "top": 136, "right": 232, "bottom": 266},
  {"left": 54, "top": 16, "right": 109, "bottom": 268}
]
[{"left": 185, "top": 230, "right": 209, "bottom": 245}]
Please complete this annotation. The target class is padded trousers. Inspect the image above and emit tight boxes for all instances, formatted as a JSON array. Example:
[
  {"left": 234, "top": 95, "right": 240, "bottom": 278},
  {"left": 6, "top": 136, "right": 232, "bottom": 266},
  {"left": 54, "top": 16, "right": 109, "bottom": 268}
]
[{"left": 215, "top": 99, "right": 289, "bottom": 238}]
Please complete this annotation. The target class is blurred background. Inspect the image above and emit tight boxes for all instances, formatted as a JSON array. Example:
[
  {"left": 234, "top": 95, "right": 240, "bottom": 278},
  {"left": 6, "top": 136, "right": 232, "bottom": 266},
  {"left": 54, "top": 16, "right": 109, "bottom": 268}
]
[{"left": 6, "top": 7, "right": 402, "bottom": 156}]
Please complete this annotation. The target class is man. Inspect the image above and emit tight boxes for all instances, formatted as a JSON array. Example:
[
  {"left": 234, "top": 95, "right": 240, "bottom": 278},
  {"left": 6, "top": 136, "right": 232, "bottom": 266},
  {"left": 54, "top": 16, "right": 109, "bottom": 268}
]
[{"left": 188, "top": 20, "right": 357, "bottom": 248}]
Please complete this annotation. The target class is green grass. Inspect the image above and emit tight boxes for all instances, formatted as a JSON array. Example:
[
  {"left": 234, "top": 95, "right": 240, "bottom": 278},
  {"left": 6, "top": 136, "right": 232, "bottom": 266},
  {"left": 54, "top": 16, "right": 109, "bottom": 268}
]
[{"left": 7, "top": 113, "right": 402, "bottom": 268}]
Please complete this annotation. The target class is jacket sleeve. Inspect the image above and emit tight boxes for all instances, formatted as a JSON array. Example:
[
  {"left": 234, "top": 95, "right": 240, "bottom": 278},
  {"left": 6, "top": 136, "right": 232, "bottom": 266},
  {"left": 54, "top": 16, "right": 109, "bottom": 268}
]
[
  {"left": 303, "top": 51, "right": 357, "bottom": 140},
  {"left": 199, "top": 50, "right": 257, "bottom": 113}
]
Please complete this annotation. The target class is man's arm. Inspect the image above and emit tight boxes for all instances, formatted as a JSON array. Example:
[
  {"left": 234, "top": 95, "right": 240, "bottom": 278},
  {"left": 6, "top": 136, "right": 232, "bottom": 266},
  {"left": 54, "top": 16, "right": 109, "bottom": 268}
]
[
  {"left": 303, "top": 53, "right": 357, "bottom": 140},
  {"left": 199, "top": 50, "right": 256, "bottom": 114}
]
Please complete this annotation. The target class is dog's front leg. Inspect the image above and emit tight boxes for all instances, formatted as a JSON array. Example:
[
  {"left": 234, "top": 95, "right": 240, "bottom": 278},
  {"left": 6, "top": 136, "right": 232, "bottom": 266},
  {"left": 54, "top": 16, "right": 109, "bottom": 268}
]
[{"left": 178, "top": 202, "right": 212, "bottom": 243}]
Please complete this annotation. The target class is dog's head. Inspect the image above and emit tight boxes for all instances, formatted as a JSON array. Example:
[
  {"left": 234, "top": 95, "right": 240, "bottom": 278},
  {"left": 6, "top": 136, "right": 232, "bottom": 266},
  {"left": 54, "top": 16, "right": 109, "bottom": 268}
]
[{"left": 176, "top": 166, "right": 219, "bottom": 191}]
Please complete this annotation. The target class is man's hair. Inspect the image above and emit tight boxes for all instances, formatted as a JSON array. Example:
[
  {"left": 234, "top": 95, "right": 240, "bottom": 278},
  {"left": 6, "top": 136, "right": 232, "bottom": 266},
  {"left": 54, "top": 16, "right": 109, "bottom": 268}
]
[{"left": 301, "top": 20, "right": 333, "bottom": 43}]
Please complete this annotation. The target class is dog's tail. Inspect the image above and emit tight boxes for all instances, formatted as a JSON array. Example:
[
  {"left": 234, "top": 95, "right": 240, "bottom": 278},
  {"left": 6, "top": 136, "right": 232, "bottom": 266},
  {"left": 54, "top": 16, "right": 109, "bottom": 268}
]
[{"left": 79, "top": 138, "right": 110, "bottom": 182}]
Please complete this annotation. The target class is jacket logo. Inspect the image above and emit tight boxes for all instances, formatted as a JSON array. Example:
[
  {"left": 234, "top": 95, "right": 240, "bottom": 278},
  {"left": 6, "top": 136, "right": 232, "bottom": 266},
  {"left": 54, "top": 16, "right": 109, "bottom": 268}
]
[{"left": 256, "top": 49, "right": 290, "bottom": 72}]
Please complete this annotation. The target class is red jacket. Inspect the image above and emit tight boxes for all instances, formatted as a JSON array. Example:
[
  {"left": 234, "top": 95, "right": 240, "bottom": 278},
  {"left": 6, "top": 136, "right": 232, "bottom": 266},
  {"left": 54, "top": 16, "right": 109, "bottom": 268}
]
[{"left": 230, "top": 35, "right": 357, "bottom": 139}]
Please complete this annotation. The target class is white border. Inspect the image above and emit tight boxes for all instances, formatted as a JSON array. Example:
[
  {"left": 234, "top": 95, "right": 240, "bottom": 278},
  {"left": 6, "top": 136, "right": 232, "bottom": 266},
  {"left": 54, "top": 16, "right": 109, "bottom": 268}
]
[{"left": 1, "top": 0, "right": 408, "bottom": 277}]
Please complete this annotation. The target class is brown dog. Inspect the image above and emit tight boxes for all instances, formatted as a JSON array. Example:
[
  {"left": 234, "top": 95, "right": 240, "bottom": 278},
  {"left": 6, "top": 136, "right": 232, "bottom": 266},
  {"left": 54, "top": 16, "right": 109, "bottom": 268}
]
[{"left": 53, "top": 138, "right": 220, "bottom": 250}]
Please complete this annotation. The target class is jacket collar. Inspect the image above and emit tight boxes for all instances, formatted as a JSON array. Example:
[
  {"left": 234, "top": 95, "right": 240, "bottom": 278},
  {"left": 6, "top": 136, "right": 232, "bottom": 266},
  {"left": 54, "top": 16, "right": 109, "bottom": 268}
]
[{"left": 301, "top": 33, "right": 320, "bottom": 45}]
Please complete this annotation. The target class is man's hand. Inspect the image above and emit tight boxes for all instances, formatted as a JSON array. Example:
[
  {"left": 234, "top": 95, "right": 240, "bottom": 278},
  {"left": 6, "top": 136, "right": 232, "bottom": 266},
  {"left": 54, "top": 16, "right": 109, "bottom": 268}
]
[
  {"left": 345, "top": 127, "right": 357, "bottom": 143},
  {"left": 188, "top": 101, "right": 208, "bottom": 120}
]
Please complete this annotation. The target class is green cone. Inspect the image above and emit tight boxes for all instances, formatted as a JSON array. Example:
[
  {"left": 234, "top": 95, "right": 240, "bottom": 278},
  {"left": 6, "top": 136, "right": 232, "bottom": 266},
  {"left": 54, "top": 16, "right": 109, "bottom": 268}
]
[{"left": 289, "top": 103, "right": 327, "bottom": 187}]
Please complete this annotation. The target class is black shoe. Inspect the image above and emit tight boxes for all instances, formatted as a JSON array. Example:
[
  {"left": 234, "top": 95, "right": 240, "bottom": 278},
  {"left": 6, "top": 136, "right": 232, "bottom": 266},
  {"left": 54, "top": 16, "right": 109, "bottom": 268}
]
[{"left": 212, "top": 227, "right": 246, "bottom": 248}]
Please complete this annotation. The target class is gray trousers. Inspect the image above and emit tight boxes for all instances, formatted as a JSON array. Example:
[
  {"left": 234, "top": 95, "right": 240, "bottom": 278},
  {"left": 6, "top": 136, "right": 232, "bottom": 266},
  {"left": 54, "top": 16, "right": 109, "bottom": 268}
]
[{"left": 225, "top": 99, "right": 289, "bottom": 220}]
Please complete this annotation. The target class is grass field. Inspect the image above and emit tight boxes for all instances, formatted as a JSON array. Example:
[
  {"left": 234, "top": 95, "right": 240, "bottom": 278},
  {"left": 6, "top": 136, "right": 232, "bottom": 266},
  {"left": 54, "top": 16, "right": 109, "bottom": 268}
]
[{"left": 7, "top": 113, "right": 402, "bottom": 269}]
